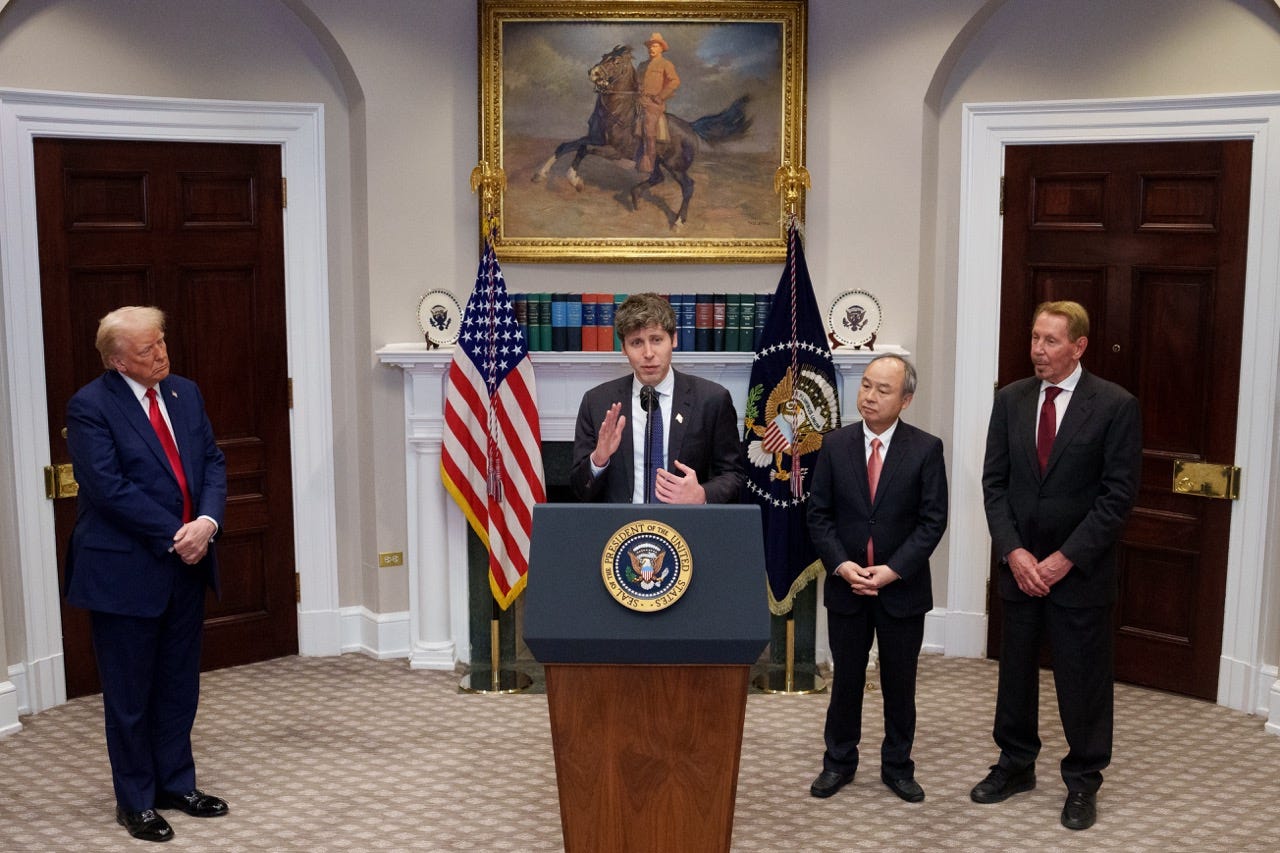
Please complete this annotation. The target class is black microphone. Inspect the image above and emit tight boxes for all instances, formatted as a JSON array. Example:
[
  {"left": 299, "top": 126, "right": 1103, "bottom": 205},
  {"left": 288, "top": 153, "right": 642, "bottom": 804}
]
[
  {"left": 639, "top": 384, "right": 656, "bottom": 413},
  {"left": 640, "top": 385, "right": 656, "bottom": 501}
]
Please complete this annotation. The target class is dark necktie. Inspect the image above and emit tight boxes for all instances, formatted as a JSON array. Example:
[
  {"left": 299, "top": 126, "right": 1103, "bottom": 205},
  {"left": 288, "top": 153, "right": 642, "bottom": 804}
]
[
  {"left": 866, "top": 437, "right": 882, "bottom": 564},
  {"left": 646, "top": 393, "right": 664, "bottom": 503},
  {"left": 146, "top": 387, "right": 193, "bottom": 522},
  {"left": 1037, "top": 386, "right": 1063, "bottom": 474}
]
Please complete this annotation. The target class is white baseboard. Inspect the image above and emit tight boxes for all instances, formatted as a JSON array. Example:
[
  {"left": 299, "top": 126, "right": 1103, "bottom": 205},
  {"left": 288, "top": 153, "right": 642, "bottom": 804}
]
[
  {"left": 339, "top": 606, "right": 410, "bottom": 660},
  {"left": 0, "top": 676, "right": 21, "bottom": 738},
  {"left": 1261, "top": 666, "right": 1280, "bottom": 735}
]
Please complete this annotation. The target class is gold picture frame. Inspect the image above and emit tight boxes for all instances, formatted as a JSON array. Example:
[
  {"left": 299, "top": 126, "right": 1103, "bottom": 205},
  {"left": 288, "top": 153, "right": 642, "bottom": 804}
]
[{"left": 479, "top": 0, "right": 808, "bottom": 263}]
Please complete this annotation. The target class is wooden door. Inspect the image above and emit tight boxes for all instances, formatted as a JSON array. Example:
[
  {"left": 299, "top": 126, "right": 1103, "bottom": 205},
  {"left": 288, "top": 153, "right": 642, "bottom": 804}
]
[
  {"left": 988, "top": 140, "right": 1250, "bottom": 700},
  {"left": 36, "top": 138, "right": 298, "bottom": 698}
]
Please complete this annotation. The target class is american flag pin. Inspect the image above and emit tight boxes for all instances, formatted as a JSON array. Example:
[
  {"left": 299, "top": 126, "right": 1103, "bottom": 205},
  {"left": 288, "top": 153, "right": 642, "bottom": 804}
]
[{"left": 676, "top": 413, "right": 683, "bottom": 424}]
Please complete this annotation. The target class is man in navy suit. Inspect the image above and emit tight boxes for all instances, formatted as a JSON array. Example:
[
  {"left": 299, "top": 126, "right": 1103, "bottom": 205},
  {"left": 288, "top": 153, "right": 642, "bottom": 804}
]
[
  {"left": 806, "top": 354, "right": 948, "bottom": 803},
  {"left": 65, "top": 306, "right": 229, "bottom": 842},
  {"left": 971, "top": 301, "right": 1142, "bottom": 831},
  {"left": 570, "top": 293, "right": 743, "bottom": 504}
]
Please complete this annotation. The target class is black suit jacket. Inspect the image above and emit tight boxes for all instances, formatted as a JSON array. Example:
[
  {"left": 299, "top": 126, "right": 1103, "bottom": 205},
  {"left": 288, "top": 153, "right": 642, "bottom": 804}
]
[
  {"left": 570, "top": 369, "right": 744, "bottom": 503},
  {"left": 983, "top": 370, "right": 1142, "bottom": 608},
  {"left": 808, "top": 420, "right": 948, "bottom": 619}
]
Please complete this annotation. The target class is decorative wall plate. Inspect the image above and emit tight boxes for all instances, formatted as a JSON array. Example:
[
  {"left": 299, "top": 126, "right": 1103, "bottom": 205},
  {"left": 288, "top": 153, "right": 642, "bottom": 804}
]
[
  {"left": 417, "top": 289, "right": 463, "bottom": 346},
  {"left": 828, "top": 289, "right": 882, "bottom": 347}
]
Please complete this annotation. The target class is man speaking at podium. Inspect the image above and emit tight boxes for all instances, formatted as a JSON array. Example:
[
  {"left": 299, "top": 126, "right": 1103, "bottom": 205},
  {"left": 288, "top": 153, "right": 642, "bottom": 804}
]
[{"left": 571, "top": 293, "right": 744, "bottom": 504}]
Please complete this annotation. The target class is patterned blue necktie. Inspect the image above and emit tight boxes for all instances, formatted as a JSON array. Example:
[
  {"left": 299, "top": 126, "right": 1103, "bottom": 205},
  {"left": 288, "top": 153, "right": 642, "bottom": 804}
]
[{"left": 646, "top": 392, "right": 664, "bottom": 503}]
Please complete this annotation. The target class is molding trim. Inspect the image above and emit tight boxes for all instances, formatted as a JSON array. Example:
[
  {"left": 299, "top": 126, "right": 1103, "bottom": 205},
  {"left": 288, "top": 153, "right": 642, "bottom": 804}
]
[
  {"left": 340, "top": 606, "right": 411, "bottom": 660},
  {"left": 0, "top": 88, "right": 341, "bottom": 714},
  {"left": 0, "top": 678, "right": 18, "bottom": 738},
  {"left": 949, "top": 92, "right": 1280, "bottom": 720}
]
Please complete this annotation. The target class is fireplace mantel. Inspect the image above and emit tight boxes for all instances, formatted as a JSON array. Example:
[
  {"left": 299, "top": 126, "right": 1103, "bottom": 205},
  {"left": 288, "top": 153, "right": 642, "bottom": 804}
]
[{"left": 376, "top": 344, "right": 907, "bottom": 669}]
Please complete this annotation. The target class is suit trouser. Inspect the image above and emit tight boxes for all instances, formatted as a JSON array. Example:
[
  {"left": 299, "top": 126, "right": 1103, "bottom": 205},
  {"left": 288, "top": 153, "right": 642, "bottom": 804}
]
[
  {"left": 993, "top": 596, "right": 1113, "bottom": 793},
  {"left": 89, "top": 564, "right": 206, "bottom": 812},
  {"left": 823, "top": 603, "right": 925, "bottom": 777}
]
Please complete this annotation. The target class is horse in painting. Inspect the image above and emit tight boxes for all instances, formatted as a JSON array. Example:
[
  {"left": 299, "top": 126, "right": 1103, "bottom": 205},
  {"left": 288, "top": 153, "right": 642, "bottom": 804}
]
[{"left": 532, "top": 43, "right": 751, "bottom": 229}]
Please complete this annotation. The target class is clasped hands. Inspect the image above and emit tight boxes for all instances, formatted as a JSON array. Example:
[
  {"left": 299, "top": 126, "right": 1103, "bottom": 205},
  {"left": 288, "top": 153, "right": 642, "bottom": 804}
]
[
  {"left": 172, "top": 517, "right": 217, "bottom": 565},
  {"left": 1006, "top": 547, "right": 1072, "bottom": 597},
  {"left": 836, "top": 561, "right": 899, "bottom": 596},
  {"left": 591, "top": 401, "right": 706, "bottom": 504}
]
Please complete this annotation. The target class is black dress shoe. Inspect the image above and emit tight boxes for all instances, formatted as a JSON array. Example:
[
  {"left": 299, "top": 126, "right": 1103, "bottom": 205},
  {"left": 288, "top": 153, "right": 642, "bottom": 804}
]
[
  {"left": 1061, "top": 791, "right": 1097, "bottom": 830},
  {"left": 155, "top": 788, "right": 229, "bottom": 818},
  {"left": 970, "top": 764, "right": 1036, "bottom": 804},
  {"left": 880, "top": 772, "right": 925, "bottom": 803},
  {"left": 809, "top": 769, "right": 855, "bottom": 798},
  {"left": 116, "top": 808, "right": 174, "bottom": 842}
]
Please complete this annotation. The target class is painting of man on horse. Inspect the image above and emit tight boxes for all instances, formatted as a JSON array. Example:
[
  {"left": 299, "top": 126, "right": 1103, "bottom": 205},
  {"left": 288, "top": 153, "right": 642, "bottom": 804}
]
[{"left": 501, "top": 21, "right": 784, "bottom": 240}]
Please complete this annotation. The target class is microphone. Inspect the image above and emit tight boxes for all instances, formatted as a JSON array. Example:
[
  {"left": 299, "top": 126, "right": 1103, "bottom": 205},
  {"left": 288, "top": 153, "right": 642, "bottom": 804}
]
[
  {"left": 641, "top": 385, "right": 656, "bottom": 501},
  {"left": 640, "top": 384, "right": 656, "bottom": 412}
]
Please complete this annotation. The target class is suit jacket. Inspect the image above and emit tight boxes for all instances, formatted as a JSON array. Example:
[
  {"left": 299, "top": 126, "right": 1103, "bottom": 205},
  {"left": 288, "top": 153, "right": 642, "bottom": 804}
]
[
  {"left": 64, "top": 370, "right": 227, "bottom": 617},
  {"left": 983, "top": 370, "right": 1142, "bottom": 608},
  {"left": 808, "top": 420, "right": 948, "bottom": 619},
  {"left": 570, "top": 369, "right": 744, "bottom": 504}
]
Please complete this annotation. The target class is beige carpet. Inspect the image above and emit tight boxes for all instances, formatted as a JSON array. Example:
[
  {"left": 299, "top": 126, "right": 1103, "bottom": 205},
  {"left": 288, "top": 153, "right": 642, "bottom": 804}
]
[{"left": 1, "top": 653, "right": 1279, "bottom": 851}]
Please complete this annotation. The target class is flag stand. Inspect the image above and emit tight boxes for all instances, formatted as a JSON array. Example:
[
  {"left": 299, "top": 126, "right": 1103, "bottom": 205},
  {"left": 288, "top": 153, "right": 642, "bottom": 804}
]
[
  {"left": 460, "top": 601, "right": 531, "bottom": 694},
  {"left": 752, "top": 616, "right": 826, "bottom": 695}
]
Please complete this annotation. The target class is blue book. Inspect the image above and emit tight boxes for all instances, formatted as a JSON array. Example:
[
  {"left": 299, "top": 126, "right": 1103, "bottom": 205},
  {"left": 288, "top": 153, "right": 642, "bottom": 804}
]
[
  {"left": 753, "top": 292, "right": 771, "bottom": 350},
  {"left": 551, "top": 293, "right": 568, "bottom": 351},
  {"left": 566, "top": 294, "right": 583, "bottom": 351}
]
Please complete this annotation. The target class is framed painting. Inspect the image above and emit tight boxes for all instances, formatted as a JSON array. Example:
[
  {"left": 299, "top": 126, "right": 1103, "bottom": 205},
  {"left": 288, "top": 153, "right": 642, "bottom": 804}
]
[{"left": 479, "top": 0, "right": 808, "bottom": 263}]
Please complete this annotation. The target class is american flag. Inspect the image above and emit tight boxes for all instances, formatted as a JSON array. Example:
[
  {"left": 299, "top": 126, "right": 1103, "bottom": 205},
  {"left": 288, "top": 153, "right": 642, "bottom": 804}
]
[{"left": 441, "top": 237, "right": 545, "bottom": 610}]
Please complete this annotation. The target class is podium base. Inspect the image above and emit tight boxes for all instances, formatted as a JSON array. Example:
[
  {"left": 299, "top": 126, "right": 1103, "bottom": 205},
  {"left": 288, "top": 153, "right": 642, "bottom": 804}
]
[
  {"left": 752, "top": 666, "right": 827, "bottom": 695},
  {"left": 459, "top": 668, "right": 532, "bottom": 694}
]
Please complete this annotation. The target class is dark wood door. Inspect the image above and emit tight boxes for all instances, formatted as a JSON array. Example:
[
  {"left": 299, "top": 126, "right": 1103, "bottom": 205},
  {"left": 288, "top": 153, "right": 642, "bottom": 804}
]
[
  {"left": 35, "top": 138, "right": 298, "bottom": 698},
  {"left": 988, "top": 140, "right": 1250, "bottom": 700}
]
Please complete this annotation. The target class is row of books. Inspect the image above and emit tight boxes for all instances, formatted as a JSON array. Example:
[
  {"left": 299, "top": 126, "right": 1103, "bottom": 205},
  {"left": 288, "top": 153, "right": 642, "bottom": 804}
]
[{"left": 511, "top": 293, "right": 776, "bottom": 353}]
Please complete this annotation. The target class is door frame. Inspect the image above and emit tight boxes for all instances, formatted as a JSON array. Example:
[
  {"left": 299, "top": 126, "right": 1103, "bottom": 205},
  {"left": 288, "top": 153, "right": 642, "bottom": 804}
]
[
  {"left": 0, "top": 89, "right": 342, "bottom": 718},
  {"left": 945, "top": 92, "right": 1280, "bottom": 722}
]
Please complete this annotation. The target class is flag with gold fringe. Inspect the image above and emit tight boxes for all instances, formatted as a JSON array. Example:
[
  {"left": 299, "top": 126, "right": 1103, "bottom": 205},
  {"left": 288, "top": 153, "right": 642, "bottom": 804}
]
[
  {"left": 741, "top": 218, "right": 840, "bottom": 613},
  {"left": 441, "top": 230, "right": 546, "bottom": 609}
]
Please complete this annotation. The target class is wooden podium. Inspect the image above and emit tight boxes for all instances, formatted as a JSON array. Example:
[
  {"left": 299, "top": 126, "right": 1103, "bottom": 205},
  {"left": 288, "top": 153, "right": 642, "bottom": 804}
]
[{"left": 525, "top": 504, "right": 769, "bottom": 853}]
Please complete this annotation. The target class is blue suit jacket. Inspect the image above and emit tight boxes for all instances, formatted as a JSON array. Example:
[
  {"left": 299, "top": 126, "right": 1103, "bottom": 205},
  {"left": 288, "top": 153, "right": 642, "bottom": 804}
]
[
  {"left": 64, "top": 370, "right": 227, "bottom": 617},
  {"left": 808, "top": 420, "right": 949, "bottom": 619},
  {"left": 569, "top": 369, "right": 745, "bottom": 504}
]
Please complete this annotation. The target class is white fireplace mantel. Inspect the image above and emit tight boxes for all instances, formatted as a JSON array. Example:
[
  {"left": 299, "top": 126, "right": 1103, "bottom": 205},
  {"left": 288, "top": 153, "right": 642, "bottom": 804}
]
[{"left": 376, "top": 343, "right": 907, "bottom": 669}]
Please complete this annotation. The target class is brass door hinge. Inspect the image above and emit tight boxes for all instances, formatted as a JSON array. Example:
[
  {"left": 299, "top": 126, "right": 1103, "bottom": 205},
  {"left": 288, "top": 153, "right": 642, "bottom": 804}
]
[
  {"left": 288, "top": 377, "right": 293, "bottom": 409},
  {"left": 282, "top": 177, "right": 287, "bottom": 209},
  {"left": 999, "top": 175, "right": 1005, "bottom": 216},
  {"left": 44, "top": 463, "right": 78, "bottom": 499},
  {"left": 295, "top": 572, "right": 301, "bottom": 603}
]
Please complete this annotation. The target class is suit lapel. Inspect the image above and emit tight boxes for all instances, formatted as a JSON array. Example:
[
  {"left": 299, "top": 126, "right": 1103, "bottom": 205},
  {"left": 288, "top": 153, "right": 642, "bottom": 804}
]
[
  {"left": 103, "top": 371, "right": 172, "bottom": 475},
  {"left": 1044, "top": 371, "right": 1097, "bottom": 477},
  {"left": 1012, "top": 379, "right": 1042, "bottom": 478},
  {"left": 614, "top": 375, "right": 636, "bottom": 498},
  {"left": 666, "top": 370, "right": 693, "bottom": 470},
  {"left": 874, "top": 422, "right": 909, "bottom": 507},
  {"left": 849, "top": 422, "right": 873, "bottom": 509},
  {"left": 157, "top": 378, "right": 197, "bottom": 490}
]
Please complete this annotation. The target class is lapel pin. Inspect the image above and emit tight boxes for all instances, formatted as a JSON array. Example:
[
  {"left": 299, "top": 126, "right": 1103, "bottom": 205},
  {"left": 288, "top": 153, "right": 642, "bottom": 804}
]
[{"left": 675, "top": 413, "right": 683, "bottom": 424}]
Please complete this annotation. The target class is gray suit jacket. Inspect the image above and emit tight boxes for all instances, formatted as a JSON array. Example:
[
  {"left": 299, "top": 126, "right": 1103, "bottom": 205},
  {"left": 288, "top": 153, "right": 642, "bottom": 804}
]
[
  {"left": 570, "top": 369, "right": 744, "bottom": 503},
  {"left": 982, "top": 369, "right": 1142, "bottom": 607}
]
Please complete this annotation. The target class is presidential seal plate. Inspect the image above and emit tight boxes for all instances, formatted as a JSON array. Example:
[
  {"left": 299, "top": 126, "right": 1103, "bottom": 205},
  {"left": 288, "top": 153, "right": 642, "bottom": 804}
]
[
  {"left": 417, "top": 288, "right": 463, "bottom": 346},
  {"left": 601, "top": 520, "right": 692, "bottom": 612},
  {"left": 828, "top": 289, "right": 882, "bottom": 347}
]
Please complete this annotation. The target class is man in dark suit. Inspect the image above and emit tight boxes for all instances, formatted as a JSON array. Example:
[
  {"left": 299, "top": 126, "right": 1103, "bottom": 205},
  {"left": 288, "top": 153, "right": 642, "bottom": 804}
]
[
  {"left": 806, "top": 354, "right": 948, "bottom": 803},
  {"left": 570, "top": 293, "right": 743, "bottom": 504},
  {"left": 65, "top": 306, "right": 229, "bottom": 843},
  {"left": 972, "top": 301, "right": 1142, "bottom": 831}
]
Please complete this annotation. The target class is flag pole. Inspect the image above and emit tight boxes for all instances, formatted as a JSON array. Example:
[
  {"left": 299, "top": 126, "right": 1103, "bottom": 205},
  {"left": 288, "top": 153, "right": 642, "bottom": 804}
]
[{"left": 457, "top": 161, "right": 532, "bottom": 695}]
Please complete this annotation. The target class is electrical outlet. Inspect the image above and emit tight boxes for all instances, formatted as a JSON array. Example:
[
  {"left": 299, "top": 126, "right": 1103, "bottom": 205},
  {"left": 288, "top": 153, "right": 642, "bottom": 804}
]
[{"left": 378, "top": 551, "right": 404, "bottom": 568}]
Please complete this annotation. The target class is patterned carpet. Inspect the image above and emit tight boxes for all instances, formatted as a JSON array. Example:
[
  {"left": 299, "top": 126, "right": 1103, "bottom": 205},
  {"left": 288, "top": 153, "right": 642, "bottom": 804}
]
[{"left": 1, "top": 653, "right": 1278, "bottom": 852}]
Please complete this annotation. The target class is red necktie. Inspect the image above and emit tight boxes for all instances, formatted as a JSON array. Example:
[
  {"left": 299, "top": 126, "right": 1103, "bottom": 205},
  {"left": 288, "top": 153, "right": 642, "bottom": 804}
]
[
  {"left": 867, "top": 437, "right": 882, "bottom": 564},
  {"left": 146, "top": 387, "right": 193, "bottom": 522},
  {"left": 1037, "top": 386, "right": 1063, "bottom": 474}
]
